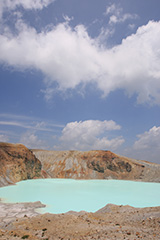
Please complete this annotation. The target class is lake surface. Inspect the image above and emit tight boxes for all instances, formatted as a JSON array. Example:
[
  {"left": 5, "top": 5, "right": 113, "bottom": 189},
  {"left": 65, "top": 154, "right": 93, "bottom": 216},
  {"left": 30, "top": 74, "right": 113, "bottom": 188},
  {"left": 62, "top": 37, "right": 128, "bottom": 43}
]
[{"left": 0, "top": 179, "right": 160, "bottom": 214}]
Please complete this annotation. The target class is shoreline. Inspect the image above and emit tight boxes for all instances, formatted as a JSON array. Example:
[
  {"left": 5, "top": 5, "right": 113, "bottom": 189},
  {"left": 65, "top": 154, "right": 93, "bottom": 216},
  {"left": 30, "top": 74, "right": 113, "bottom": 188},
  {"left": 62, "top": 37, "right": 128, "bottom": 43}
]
[
  {"left": 0, "top": 200, "right": 46, "bottom": 228},
  {"left": 0, "top": 176, "right": 160, "bottom": 239},
  {"left": 0, "top": 201, "right": 160, "bottom": 239},
  {"left": 0, "top": 179, "right": 160, "bottom": 217}
]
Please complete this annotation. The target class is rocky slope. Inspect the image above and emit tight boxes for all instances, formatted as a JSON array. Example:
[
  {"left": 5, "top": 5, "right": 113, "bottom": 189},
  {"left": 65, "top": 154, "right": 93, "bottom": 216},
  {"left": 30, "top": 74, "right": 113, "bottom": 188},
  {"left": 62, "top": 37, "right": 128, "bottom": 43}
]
[
  {"left": 0, "top": 143, "right": 43, "bottom": 187},
  {"left": 0, "top": 142, "right": 160, "bottom": 186},
  {"left": 0, "top": 203, "right": 160, "bottom": 240},
  {"left": 0, "top": 144, "right": 160, "bottom": 239},
  {"left": 33, "top": 149, "right": 160, "bottom": 182}
]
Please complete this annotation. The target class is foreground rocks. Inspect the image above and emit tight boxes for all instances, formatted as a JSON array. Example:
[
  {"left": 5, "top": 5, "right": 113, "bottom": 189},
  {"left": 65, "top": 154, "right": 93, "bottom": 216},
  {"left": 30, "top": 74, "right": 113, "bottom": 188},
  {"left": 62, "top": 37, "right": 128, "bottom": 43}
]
[
  {"left": 0, "top": 202, "right": 160, "bottom": 240},
  {"left": 0, "top": 143, "right": 160, "bottom": 239},
  {"left": 33, "top": 149, "right": 160, "bottom": 182},
  {"left": 0, "top": 200, "right": 45, "bottom": 229}
]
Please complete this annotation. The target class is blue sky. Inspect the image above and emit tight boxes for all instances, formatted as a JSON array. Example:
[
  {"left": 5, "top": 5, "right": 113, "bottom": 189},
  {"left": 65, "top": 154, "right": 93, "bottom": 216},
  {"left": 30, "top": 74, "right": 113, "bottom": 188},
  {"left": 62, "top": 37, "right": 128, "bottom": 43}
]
[{"left": 0, "top": 0, "right": 160, "bottom": 163}]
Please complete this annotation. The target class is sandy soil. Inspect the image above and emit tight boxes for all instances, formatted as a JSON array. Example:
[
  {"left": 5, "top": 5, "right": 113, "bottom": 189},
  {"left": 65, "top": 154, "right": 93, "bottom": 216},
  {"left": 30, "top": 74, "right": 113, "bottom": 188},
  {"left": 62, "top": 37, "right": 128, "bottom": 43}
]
[{"left": 0, "top": 201, "right": 160, "bottom": 240}]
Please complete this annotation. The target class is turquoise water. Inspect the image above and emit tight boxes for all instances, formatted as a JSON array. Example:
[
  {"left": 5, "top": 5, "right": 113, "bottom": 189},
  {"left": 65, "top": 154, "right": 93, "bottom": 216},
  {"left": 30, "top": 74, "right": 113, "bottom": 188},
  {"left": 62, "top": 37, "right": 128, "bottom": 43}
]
[{"left": 0, "top": 179, "right": 160, "bottom": 214}]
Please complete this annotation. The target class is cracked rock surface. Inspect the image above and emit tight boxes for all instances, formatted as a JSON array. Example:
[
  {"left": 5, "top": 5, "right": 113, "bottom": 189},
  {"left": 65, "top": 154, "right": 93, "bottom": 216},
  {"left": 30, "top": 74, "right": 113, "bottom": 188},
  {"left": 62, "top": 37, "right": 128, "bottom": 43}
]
[{"left": 0, "top": 200, "right": 45, "bottom": 229}]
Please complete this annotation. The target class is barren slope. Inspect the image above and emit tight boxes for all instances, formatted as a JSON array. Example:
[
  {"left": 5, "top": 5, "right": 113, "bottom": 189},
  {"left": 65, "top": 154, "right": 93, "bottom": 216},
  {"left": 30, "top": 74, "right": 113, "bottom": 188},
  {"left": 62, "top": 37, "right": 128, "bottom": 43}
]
[
  {"left": 0, "top": 143, "right": 43, "bottom": 187},
  {"left": 33, "top": 149, "right": 160, "bottom": 182},
  {"left": 0, "top": 203, "right": 160, "bottom": 240}
]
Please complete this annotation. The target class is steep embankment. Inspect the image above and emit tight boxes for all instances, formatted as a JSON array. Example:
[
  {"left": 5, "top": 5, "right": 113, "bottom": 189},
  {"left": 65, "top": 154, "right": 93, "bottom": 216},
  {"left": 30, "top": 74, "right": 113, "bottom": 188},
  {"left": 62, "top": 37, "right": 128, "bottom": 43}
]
[
  {"left": 0, "top": 143, "right": 43, "bottom": 187},
  {"left": 33, "top": 150, "right": 160, "bottom": 182}
]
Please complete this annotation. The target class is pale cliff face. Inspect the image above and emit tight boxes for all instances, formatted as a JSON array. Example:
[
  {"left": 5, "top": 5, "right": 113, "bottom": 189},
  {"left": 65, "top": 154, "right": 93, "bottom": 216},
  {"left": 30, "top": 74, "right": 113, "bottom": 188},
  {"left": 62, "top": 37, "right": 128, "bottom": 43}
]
[
  {"left": 33, "top": 150, "right": 160, "bottom": 182},
  {"left": 0, "top": 143, "right": 43, "bottom": 187}
]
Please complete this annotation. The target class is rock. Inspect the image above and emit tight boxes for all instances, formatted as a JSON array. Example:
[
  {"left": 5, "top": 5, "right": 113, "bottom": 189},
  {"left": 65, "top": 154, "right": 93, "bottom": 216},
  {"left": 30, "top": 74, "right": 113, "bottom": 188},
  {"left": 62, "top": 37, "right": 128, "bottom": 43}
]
[
  {"left": 33, "top": 149, "right": 160, "bottom": 182},
  {"left": 1, "top": 204, "right": 159, "bottom": 240},
  {"left": 0, "top": 142, "right": 43, "bottom": 187},
  {"left": 95, "top": 204, "right": 135, "bottom": 214},
  {"left": 1, "top": 142, "right": 160, "bottom": 185}
]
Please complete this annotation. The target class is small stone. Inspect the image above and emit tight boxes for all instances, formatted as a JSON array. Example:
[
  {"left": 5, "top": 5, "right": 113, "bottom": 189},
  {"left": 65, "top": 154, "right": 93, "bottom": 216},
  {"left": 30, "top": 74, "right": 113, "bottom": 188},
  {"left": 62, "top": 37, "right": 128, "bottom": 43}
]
[
  {"left": 21, "top": 235, "right": 29, "bottom": 239},
  {"left": 42, "top": 228, "right": 47, "bottom": 231}
]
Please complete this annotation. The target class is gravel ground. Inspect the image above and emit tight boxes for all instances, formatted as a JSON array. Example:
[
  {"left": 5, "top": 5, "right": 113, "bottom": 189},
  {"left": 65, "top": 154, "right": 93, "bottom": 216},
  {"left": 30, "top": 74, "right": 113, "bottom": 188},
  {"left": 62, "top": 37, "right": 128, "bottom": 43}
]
[{"left": 0, "top": 201, "right": 160, "bottom": 240}]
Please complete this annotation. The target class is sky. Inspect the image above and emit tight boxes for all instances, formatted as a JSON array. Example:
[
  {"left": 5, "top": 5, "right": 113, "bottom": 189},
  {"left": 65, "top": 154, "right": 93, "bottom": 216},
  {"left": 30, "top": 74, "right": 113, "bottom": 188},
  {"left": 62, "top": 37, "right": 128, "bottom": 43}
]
[{"left": 0, "top": 0, "right": 160, "bottom": 164}]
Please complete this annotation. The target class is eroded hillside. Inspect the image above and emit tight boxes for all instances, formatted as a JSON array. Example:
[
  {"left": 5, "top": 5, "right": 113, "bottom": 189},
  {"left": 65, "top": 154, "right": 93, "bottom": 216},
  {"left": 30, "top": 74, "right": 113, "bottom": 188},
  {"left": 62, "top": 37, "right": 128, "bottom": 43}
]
[
  {"left": 0, "top": 143, "right": 43, "bottom": 187},
  {"left": 0, "top": 142, "right": 160, "bottom": 187},
  {"left": 33, "top": 149, "right": 160, "bottom": 182}
]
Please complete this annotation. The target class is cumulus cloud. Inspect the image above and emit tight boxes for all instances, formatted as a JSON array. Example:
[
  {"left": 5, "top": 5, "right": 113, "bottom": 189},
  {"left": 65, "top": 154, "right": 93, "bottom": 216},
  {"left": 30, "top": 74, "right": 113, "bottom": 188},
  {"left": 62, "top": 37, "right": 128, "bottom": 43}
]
[
  {"left": 20, "top": 131, "right": 46, "bottom": 149},
  {"left": 105, "top": 4, "right": 138, "bottom": 25},
  {"left": 124, "top": 126, "right": 160, "bottom": 163},
  {"left": 0, "top": 134, "right": 9, "bottom": 142},
  {"left": 54, "top": 120, "right": 124, "bottom": 151},
  {"left": 0, "top": 19, "right": 160, "bottom": 104},
  {"left": 133, "top": 126, "right": 160, "bottom": 150}
]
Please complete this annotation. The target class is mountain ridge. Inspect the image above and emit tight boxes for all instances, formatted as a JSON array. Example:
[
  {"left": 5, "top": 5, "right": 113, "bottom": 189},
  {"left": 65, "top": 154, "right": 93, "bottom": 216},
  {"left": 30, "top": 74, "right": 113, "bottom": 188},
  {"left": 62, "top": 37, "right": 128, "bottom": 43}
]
[
  {"left": 33, "top": 149, "right": 160, "bottom": 182},
  {"left": 0, "top": 142, "right": 160, "bottom": 187}
]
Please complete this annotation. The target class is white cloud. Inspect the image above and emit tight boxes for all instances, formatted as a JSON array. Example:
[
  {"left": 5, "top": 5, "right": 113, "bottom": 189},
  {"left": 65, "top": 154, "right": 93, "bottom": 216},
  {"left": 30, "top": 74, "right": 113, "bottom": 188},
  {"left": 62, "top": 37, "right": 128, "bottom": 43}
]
[
  {"left": 124, "top": 126, "right": 160, "bottom": 163},
  {"left": 0, "top": 0, "right": 55, "bottom": 20},
  {"left": 0, "top": 0, "right": 54, "bottom": 12},
  {"left": 0, "top": 134, "right": 9, "bottom": 142},
  {"left": 109, "top": 13, "right": 137, "bottom": 25},
  {"left": 0, "top": 19, "right": 160, "bottom": 104},
  {"left": 0, "top": 113, "right": 64, "bottom": 132},
  {"left": 0, "top": 120, "right": 58, "bottom": 132},
  {"left": 106, "top": 4, "right": 117, "bottom": 15},
  {"left": 134, "top": 126, "right": 160, "bottom": 150},
  {"left": 20, "top": 131, "right": 46, "bottom": 149},
  {"left": 54, "top": 120, "right": 124, "bottom": 151},
  {"left": 105, "top": 4, "right": 138, "bottom": 25}
]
